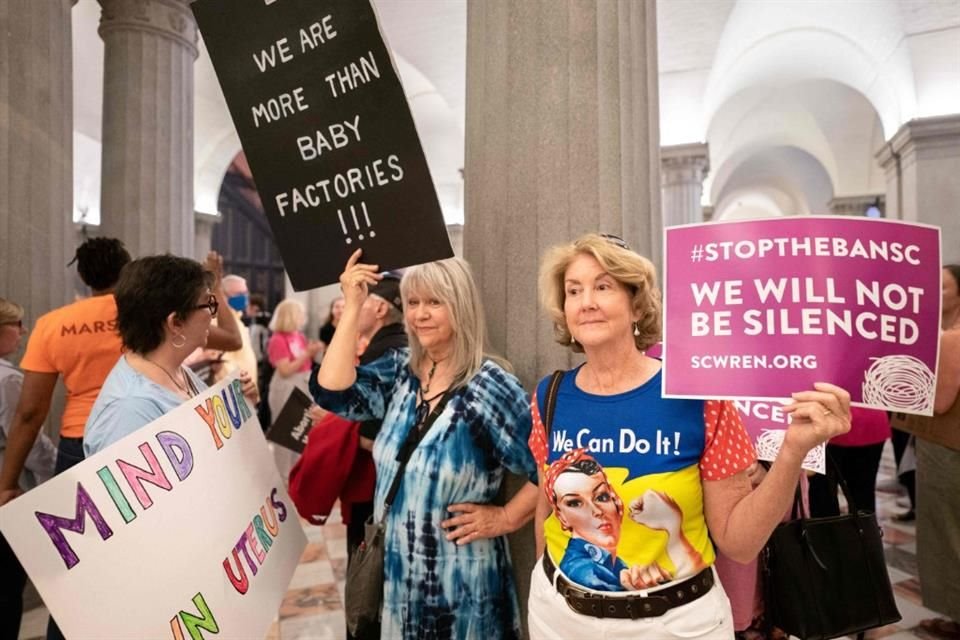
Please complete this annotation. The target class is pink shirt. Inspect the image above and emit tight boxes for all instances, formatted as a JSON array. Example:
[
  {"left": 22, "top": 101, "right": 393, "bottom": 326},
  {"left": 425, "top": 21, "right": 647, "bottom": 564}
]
[
  {"left": 267, "top": 331, "right": 311, "bottom": 373},
  {"left": 831, "top": 406, "right": 890, "bottom": 447}
]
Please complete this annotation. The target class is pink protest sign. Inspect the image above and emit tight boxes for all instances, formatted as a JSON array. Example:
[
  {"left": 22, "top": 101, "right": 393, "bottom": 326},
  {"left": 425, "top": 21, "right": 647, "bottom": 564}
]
[
  {"left": 663, "top": 217, "right": 942, "bottom": 415},
  {"left": 733, "top": 399, "right": 825, "bottom": 473},
  {"left": 647, "top": 343, "right": 824, "bottom": 472}
]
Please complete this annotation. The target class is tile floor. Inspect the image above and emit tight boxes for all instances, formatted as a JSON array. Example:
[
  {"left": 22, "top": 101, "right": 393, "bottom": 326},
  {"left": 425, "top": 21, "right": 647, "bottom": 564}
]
[{"left": 17, "top": 442, "right": 952, "bottom": 639}]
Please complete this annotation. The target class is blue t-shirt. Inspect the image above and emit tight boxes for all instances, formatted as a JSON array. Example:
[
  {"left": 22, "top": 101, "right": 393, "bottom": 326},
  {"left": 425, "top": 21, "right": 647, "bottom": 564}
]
[
  {"left": 532, "top": 366, "right": 755, "bottom": 591},
  {"left": 84, "top": 356, "right": 207, "bottom": 456}
]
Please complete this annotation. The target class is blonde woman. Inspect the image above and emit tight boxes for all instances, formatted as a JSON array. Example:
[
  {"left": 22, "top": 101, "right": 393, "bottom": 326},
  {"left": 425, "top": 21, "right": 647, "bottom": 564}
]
[
  {"left": 267, "top": 299, "right": 322, "bottom": 477},
  {"left": 528, "top": 233, "right": 851, "bottom": 639},
  {"left": 313, "top": 251, "right": 538, "bottom": 640}
]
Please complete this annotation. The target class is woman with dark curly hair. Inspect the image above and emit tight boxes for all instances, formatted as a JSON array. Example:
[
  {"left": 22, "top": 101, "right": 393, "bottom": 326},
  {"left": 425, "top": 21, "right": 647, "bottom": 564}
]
[{"left": 83, "top": 255, "right": 257, "bottom": 456}]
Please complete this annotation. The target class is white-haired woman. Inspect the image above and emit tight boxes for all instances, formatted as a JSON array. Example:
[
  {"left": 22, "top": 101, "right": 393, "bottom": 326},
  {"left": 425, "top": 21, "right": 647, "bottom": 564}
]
[
  {"left": 267, "top": 299, "right": 323, "bottom": 477},
  {"left": 312, "top": 250, "right": 538, "bottom": 640},
  {"left": 527, "top": 233, "right": 851, "bottom": 639}
]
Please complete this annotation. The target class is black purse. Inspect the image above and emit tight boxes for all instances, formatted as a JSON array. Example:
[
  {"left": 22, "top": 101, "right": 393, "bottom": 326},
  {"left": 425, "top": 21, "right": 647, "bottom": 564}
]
[
  {"left": 762, "top": 457, "right": 901, "bottom": 640},
  {"left": 344, "top": 390, "right": 452, "bottom": 636}
]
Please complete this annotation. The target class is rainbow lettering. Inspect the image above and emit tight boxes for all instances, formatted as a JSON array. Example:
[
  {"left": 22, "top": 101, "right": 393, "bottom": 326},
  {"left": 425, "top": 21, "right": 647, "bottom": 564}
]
[
  {"left": 169, "top": 592, "right": 219, "bottom": 640},
  {"left": 195, "top": 382, "right": 253, "bottom": 450},
  {"left": 37, "top": 430, "right": 194, "bottom": 569},
  {"left": 222, "top": 488, "right": 288, "bottom": 594}
]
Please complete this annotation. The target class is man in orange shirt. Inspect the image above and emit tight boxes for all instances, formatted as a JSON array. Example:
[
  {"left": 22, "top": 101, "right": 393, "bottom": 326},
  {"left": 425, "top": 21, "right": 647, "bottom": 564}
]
[
  {"left": 0, "top": 245, "right": 245, "bottom": 507},
  {"left": 0, "top": 238, "right": 131, "bottom": 503}
]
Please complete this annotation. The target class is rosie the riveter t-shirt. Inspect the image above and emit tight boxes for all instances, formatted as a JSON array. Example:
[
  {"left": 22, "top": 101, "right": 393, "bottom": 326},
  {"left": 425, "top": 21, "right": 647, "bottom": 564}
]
[{"left": 529, "top": 366, "right": 755, "bottom": 592}]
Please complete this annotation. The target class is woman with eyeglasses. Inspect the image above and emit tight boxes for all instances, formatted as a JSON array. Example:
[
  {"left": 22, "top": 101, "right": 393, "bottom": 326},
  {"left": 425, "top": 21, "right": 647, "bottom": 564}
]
[
  {"left": 0, "top": 298, "right": 56, "bottom": 640},
  {"left": 312, "top": 251, "right": 539, "bottom": 640},
  {"left": 83, "top": 255, "right": 258, "bottom": 456}
]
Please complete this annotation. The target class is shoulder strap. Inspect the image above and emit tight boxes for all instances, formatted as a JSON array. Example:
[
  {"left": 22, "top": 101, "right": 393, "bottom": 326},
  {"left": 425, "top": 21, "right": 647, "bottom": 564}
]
[
  {"left": 381, "top": 389, "right": 454, "bottom": 518},
  {"left": 181, "top": 366, "right": 202, "bottom": 397},
  {"left": 542, "top": 370, "right": 565, "bottom": 439}
]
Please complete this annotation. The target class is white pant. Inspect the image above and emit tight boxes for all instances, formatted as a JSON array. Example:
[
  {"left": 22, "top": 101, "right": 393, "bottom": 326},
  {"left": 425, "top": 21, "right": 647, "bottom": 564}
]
[{"left": 528, "top": 560, "right": 735, "bottom": 640}]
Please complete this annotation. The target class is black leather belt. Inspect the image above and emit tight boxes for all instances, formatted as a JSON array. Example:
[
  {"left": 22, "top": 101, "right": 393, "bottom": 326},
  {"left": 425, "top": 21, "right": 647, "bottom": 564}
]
[{"left": 542, "top": 554, "right": 714, "bottom": 619}]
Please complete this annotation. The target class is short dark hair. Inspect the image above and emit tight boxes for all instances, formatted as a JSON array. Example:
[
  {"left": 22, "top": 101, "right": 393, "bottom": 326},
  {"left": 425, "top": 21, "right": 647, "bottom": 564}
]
[
  {"left": 249, "top": 293, "right": 266, "bottom": 310},
  {"left": 115, "top": 255, "right": 212, "bottom": 354},
  {"left": 946, "top": 264, "right": 960, "bottom": 287},
  {"left": 73, "top": 237, "right": 131, "bottom": 291}
]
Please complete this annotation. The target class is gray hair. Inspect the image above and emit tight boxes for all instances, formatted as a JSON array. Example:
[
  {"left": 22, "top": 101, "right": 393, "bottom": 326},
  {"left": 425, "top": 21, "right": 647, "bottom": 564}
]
[{"left": 221, "top": 274, "right": 247, "bottom": 295}]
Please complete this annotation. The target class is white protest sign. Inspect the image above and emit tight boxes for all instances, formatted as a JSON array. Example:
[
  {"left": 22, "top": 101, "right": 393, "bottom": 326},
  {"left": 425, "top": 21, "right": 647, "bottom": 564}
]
[{"left": 0, "top": 376, "right": 306, "bottom": 639}]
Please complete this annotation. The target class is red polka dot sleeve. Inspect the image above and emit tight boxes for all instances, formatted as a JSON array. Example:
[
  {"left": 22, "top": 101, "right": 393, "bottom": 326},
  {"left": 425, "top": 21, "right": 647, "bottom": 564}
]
[
  {"left": 700, "top": 400, "right": 756, "bottom": 481},
  {"left": 528, "top": 398, "right": 548, "bottom": 467}
]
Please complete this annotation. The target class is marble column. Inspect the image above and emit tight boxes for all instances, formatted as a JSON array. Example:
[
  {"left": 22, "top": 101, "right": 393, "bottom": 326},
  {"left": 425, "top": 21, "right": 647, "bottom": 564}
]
[
  {"left": 0, "top": 0, "right": 75, "bottom": 329},
  {"left": 464, "top": 0, "right": 661, "bottom": 385},
  {"left": 446, "top": 223, "right": 464, "bottom": 258},
  {"left": 661, "top": 142, "right": 709, "bottom": 227},
  {"left": 194, "top": 210, "right": 221, "bottom": 260},
  {"left": 877, "top": 114, "right": 960, "bottom": 261},
  {"left": 97, "top": 0, "right": 198, "bottom": 258},
  {"left": 464, "top": 1, "right": 661, "bottom": 631},
  {"left": 827, "top": 194, "right": 884, "bottom": 217}
]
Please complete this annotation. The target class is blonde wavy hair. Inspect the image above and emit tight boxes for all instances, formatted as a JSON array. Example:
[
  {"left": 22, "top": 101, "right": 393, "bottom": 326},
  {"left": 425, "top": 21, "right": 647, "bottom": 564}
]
[
  {"left": 0, "top": 298, "right": 24, "bottom": 325},
  {"left": 401, "top": 258, "right": 502, "bottom": 390},
  {"left": 539, "top": 233, "right": 662, "bottom": 353}
]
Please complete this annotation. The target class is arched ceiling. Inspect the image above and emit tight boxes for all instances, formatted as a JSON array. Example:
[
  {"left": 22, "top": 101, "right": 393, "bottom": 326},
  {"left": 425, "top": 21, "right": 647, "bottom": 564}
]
[
  {"left": 71, "top": 0, "right": 959, "bottom": 227},
  {"left": 707, "top": 80, "right": 887, "bottom": 205},
  {"left": 713, "top": 146, "right": 835, "bottom": 219}
]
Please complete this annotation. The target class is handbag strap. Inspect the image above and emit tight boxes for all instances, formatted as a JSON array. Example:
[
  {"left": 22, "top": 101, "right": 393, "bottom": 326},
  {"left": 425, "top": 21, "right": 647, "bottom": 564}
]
[
  {"left": 542, "top": 370, "right": 565, "bottom": 437},
  {"left": 826, "top": 450, "right": 862, "bottom": 514},
  {"left": 380, "top": 389, "right": 453, "bottom": 520},
  {"left": 788, "top": 450, "right": 862, "bottom": 520}
]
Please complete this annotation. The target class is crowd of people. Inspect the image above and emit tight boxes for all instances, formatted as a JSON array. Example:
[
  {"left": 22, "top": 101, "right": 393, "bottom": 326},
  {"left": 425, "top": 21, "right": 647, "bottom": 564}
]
[{"left": 0, "top": 234, "right": 957, "bottom": 640}]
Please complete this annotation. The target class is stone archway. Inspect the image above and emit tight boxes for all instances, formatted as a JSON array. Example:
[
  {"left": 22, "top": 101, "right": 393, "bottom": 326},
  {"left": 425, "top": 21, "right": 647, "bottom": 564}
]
[{"left": 212, "top": 152, "right": 286, "bottom": 312}]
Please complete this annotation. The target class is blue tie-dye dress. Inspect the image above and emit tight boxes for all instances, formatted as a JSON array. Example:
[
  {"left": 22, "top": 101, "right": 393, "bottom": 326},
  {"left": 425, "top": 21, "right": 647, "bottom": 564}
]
[{"left": 310, "top": 348, "right": 537, "bottom": 640}]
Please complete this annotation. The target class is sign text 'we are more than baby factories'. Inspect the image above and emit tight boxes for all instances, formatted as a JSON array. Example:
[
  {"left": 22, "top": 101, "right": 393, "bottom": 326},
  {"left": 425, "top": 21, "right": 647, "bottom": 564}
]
[{"left": 193, "top": 0, "right": 453, "bottom": 289}]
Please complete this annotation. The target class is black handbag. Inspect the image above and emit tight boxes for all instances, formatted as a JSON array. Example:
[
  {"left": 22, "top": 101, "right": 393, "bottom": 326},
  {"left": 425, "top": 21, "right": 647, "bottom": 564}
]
[
  {"left": 344, "top": 390, "right": 452, "bottom": 636},
  {"left": 762, "top": 457, "right": 901, "bottom": 640}
]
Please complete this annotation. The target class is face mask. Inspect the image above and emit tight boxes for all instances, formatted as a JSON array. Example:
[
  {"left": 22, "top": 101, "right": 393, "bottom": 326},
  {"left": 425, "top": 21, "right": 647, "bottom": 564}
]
[{"left": 227, "top": 293, "right": 249, "bottom": 313}]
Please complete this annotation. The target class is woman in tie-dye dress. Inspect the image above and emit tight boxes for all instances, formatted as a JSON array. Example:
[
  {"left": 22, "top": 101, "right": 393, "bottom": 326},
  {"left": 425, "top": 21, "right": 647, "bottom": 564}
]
[{"left": 311, "top": 251, "right": 539, "bottom": 640}]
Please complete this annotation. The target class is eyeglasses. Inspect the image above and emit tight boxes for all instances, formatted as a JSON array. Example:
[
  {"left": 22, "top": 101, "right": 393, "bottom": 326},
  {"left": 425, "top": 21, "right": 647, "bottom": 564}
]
[
  {"left": 193, "top": 294, "right": 219, "bottom": 316},
  {"left": 1, "top": 319, "right": 23, "bottom": 329}
]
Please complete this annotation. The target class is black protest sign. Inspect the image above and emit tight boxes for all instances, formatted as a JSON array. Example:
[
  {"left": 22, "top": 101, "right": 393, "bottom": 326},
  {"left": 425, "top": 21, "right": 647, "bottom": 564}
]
[
  {"left": 192, "top": 0, "right": 453, "bottom": 290},
  {"left": 266, "top": 387, "right": 314, "bottom": 453}
]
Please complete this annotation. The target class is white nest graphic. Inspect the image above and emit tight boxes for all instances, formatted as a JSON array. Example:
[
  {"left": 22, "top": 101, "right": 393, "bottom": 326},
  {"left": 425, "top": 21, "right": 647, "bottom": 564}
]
[
  {"left": 755, "top": 429, "right": 824, "bottom": 472},
  {"left": 862, "top": 355, "right": 935, "bottom": 413}
]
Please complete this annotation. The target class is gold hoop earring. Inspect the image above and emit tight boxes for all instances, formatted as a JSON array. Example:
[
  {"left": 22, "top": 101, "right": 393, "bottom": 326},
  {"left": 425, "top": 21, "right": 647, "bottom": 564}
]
[{"left": 172, "top": 333, "right": 187, "bottom": 349}]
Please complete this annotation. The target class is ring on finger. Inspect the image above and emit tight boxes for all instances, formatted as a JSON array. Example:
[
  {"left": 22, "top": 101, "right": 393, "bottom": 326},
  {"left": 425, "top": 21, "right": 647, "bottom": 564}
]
[{"left": 822, "top": 409, "right": 832, "bottom": 417}]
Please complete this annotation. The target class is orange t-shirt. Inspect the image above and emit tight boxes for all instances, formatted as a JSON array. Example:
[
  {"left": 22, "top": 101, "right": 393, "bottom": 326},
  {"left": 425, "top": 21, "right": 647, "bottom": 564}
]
[{"left": 19, "top": 295, "right": 123, "bottom": 438}]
